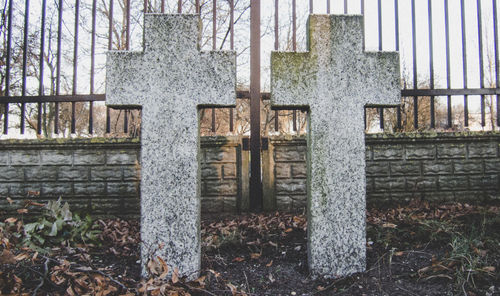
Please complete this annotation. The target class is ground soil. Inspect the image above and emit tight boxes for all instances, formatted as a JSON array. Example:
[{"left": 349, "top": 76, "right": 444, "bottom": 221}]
[{"left": 1, "top": 201, "right": 499, "bottom": 295}]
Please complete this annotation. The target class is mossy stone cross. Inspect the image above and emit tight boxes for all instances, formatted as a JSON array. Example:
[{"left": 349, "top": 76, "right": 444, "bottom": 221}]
[
  {"left": 271, "top": 14, "right": 400, "bottom": 278},
  {"left": 106, "top": 14, "right": 236, "bottom": 279}
]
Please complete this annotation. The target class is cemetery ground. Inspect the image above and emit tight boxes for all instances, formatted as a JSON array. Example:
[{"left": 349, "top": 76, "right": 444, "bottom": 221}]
[{"left": 0, "top": 199, "right": 499, "bottom": 295}]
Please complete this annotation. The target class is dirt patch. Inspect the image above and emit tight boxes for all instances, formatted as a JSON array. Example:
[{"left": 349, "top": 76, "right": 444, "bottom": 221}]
[{"left": 1, "top": 201, "right": 499, "bottom": 295}]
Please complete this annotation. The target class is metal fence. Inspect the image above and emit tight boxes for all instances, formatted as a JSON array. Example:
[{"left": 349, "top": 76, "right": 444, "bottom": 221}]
[{"left": 0, "top": 0, "right": 499, "bottom": 138}]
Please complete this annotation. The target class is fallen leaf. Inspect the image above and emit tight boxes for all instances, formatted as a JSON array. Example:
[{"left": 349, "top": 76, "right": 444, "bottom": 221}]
[
  {"left": 227, "top": 283, "right": 238, "bottom": 296},
  {"left": 482, "top": 266, "right": 495, "bottom": 273},
  {"left": 157, "top": 256, "right": 169, "bottom": 279},
  {"left": 171, "top": 267, "right": 179, "bottom": 284},
  {"left": 394, "top": 251, "right": 404, "bottom": 256},
  {"left": 284, "top": 228, "right": 293, "bottom": 233},
  {"left": 268, "top": 273, "right": 275, "bottom": 283},
  {"left": 14, "top": 253, "right": 29, "bottom": 261},
  {"left": 13, "top": 274, "right": 22, "bottom": 284},
  {"left": 6, "top": 197, "right": 13, "bottom": 204},
  {"left": 382, "top": 223, "right": 397, "bottom": 228},
  {"left": 195, "top": 275, "right": 206, "bottom": 286},
  {"left": 17, "top": 208, "right": 28, "bottom": 214},
  {"left": 266, "top": 260, "right": 273, "bottom": 267},
  {"left": 250, "top": 253, "right": 261, "bottom": 259},
  {"left": 0, "top": 249, "right": 16, "bottom": 264},
  {"left": 4, "top": 217, "right": 17, "bottom": 223},
  {"left": 232, "top": 257, "right": 245, "bottom": 262}
]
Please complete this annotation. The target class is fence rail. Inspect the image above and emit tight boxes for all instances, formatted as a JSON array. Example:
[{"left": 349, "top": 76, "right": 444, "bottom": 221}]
[{"left": 1, "top": 0, "right": 500, "bottom": 137}]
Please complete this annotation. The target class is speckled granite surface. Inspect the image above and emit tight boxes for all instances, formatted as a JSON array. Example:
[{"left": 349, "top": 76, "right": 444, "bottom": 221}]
[
  {"left": 106, "top": 14, "right": 236, "bottom": 279},
  {"left": 271, "top": 14, "right": 400, "bottom": 278}
]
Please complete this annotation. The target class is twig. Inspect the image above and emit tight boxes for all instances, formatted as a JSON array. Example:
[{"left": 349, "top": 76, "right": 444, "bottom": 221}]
[
  {"left": 182, "top": 283, "right": 218, "bottom": 296},
  {"left": 243, "top": 270, "right": 250, "bottom": 293},
  {"left": 310, "top": 277, "right": 343, "bottom": 295},
  {"left": 394, "top": 284, "right": 420, "bottom": 296},
  {"left": 73, "top": 267, "right": 128, "bottom": 291},
  {"left": 32, "top": 257, "right": 49, "bottom": 296}
]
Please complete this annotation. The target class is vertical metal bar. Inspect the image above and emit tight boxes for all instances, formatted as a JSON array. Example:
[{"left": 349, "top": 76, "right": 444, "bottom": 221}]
[
  {"left": 211, "top": 0, "right": 216, "bottom": 132},
  {"left": 230, "top": 0, "right": 234, "bottom": 50},
  {"left": 21, "top": 0, "right": 30, "bottom": 135},
  {"left": 72, "top": 0, "right": 80, "bottom": 134},
  {"left": 144, "top": 0, "right": 147, "bottom": 13},
  {"left": 411, "top": 0, "right": 418, "bottom": 129},
  {"left": 161, "top": 0, "right": 165, "bottom": 13},
  {"left": 196, "top": 0, "right": 200, "bottom": 13},
  {"left": 178, "top": 0, "right": 182, "bottom": 13},
  {"left": 378, "top": 0, "right": 382, "bottom": 50},
  {"left": 379, "top": 108, "right": 384, "bottom": 130},
  {"left": 4, "top": 0, "right": 13, "bottom": 135},
  {"left": 293, "top": 110, "right": 297, "bottom": 131},
  {"left": 275, "top": 110, "right": 279, "bottom": 131},
  {"left": 89, "top": 0, "right": 97, "bottom": 134},
  {"left": 292, "top": 0, "right": 297, "bottom": 130},
  {"left": 108, "top": 0, "right": 113, "bottom": 50},
  {"left": 211, "top": 108, "right": 216, "bottom": 132},
  {"left": 55, "top": 0, "right": 63, "bottom": 134},
  {"left": 394, "top": 0, "right": 399, "bottom": 51},
  {"left": 229, "top": 108, "right": 234, "bottom": 132},
  {"left": 460, "top": 0, "right": 469, "bottom": 126},
  {"left": 493, "top": 0, "right": 500, "bottom": 126},
  {"left": 106, "top": 0, "right": 113, "bottom": 134},
  {"left": 123, "top": 110, "right": 128, "bottom": 133},
  {"left": 364, "top": 108, "right": 367, "bottom": 130},
  {"left": 38, "top": 0, "right": 47, "bottom": 135},
  {"left": 327, "top": 0, "right": 330, "bottom": 14},
  {"left": 250, "top": 0, "right": 262, "bottom": 211},
  {"left": 477, "top": 0, "right": 485, "bottom": 126},
  {"left": 292, "top": 0, "right": 296, "bottom": 51},
  {"left": 274, "top": 0, "right": 279, "bottom": 50},
  {"left": 213, "top": 0, "right": 216, "bottom": 50},
  {"left": 309, "top": 0, "right": 313, "bottom": 14},
  {"left": 397, "top": 106, "right": 402, "bottom": 129},
  {"left": 445, "top": 0, "right": 452, "bottom": 127},
  {"left": 126, "top": 0, "right": 130, "bottom": 50},
  {"left": 106, "top": 108, "right": 111, "bottom": 133},
  {"left": 428, "top": 0, "right": 435, "bottom": 128},
  {"left": 344, "top": 0, "right": 348, "bottom": 14},
  {"left": 361, "top": 0, "right": 364, "bottom": 15}
]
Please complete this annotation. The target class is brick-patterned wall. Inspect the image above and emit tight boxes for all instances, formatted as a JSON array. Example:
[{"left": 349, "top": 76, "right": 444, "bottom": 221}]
[
  {"left": 0, "top": 137, "right": 240, "bottom": 217},
  {"left": 269, "top": 132, "right": 500, "bottom": 209},
  {"left": 272, "top": 138, "right": 308, "bottom": 210},
  {"left": 0, "top": 139, "right": 141, "bottom": 217},
  {"left": 1, "top": 132, "right": 499, "bottom": 217},
  {"left": 366, "top": 132, "right": 500, "bottom": 205},
  {"left": 200, "top": 137, "right": 240, "bottom": 213}
]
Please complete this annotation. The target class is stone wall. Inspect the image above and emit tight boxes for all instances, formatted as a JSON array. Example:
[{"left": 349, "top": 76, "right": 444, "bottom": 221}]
[
  {"left": 1, "top": 132, "right": 499, "bottom": 217},
  {"left": 271, "top": 138, "right": 308, "bottom": 211},
  {"left": 267, "top": 132, "right": 500, "bottom": 208},
  {"left": 0, "top": 137, "right": 240, "bottom": 217},
  {"left": 200, "top": 137, "right": 240, "bottom": 212},
  {"left": 366, "top": 132, "right": 500, "bottom": 205},
  {"left": 0, "top": 139, "right": 141, "bottom": 217}
]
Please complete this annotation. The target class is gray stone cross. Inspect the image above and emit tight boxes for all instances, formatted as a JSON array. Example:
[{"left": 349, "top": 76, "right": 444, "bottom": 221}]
[
  {"left": 106, "top": 14, "right": 235, "bottom": 279},
  {"left": 271, "top": 15, "right": 400, "bottom": 278}
]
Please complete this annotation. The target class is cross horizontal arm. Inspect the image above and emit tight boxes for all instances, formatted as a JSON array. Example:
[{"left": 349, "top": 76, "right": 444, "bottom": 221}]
[
  {"left": 106, "top": 51, "right": 145, "bottom": 107},
  {"left": 363, "top": 51, "right": 400, "bottom": 106},
  {"left": 271, "top": 52, "right": 316, "bottom": 107}
]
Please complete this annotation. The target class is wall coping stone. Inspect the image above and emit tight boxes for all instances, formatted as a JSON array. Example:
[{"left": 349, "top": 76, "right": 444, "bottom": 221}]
[
  {"left": 1, "top": 132, "right": 499, "bottom": 149},
  {"left": 365, "top": 131, "right": 500, "bottom": 144},
  {"left": 0, "top": 136, "right": 241, "bottom": 149}
]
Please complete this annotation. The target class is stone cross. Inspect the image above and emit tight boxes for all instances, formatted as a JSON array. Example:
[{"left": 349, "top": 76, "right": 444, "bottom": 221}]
[
  {"left": 106, "top": 14, "right": 235, "bottom": 279},
  {"left": 271, "top": 15, "right": 400, "bottom": 278}
]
